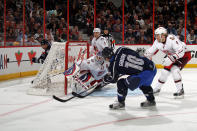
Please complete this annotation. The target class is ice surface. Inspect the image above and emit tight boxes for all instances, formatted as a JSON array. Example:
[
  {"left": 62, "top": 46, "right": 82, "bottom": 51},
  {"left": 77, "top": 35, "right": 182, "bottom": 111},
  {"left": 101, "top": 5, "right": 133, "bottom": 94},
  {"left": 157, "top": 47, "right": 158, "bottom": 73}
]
[{"left": 0, "top": 69, "right": 197, "bottom": 131}]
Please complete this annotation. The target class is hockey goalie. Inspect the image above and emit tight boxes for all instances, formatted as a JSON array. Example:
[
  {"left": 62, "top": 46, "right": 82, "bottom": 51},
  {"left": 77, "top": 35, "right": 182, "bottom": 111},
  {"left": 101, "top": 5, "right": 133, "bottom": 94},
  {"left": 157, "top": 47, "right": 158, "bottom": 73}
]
[{"left": 65, "top": 52, "right": 109, "bottom": 96}]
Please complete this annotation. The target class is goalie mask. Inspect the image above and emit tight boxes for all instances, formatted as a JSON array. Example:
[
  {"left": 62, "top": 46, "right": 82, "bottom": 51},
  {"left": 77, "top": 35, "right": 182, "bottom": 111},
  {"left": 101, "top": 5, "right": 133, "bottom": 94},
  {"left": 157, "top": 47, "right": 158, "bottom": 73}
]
[
  {"left": 95, "top": 52, "right": 104, "bottom": 64},
  {"left": 155, "top": 27, "right": 167, "bottom": 43}
]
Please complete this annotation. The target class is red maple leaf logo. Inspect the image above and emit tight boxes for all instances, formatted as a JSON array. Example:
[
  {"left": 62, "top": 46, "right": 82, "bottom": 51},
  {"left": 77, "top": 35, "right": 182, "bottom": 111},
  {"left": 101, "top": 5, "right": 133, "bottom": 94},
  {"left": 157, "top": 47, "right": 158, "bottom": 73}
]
[
  {"left": 28, "top": 50, "right": 36, "bottom": 65},
  {"left": 15, "top": 50, "right": 23, "bottom": 66}
]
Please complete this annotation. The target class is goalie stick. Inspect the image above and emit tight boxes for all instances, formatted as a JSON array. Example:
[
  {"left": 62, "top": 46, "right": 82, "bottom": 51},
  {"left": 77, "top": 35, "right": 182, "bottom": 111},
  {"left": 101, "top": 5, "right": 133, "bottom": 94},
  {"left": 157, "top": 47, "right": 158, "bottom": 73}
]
[
  {"left": 52, "top": 81, "right": 98, "bottom": 102},
  {"left": 53, "top": 73, "right": 99, "bottom": 102}
]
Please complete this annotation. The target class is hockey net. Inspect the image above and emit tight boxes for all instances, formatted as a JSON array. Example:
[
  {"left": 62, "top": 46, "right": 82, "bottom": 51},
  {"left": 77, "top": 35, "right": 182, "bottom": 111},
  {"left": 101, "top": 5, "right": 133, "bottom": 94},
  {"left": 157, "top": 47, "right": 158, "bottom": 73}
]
[{"left": 27, "top": 41, "right": 89, "bottom": 96}]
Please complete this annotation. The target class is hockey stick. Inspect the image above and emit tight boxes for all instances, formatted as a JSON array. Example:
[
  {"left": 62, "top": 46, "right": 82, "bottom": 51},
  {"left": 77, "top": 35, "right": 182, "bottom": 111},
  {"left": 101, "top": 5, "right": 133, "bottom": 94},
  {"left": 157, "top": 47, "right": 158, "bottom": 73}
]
[
  {"left": 53, "top": 72, "right": 98, "bottom": 102},
  {"left": 71, "top": 88, "right": 96, "bottom": 98},
  {"left": 71, "top": 76, "right": 99, "bottom": 98},
  {"left": 7, "top": 58, "right": 30, "bottom": 63},
  {"left": 52, "top": 82, "right": 97, "bottom": 102}
]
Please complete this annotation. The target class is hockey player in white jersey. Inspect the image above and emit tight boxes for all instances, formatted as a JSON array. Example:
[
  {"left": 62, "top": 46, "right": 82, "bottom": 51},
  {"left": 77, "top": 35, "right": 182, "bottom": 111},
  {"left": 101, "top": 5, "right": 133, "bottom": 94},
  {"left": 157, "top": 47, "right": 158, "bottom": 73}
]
[
  {"left": 145, "top": 27, "right": 191, "bottom": 98},
  {"left": 90, "top": 28, "right": 109, "bottom": 56}
]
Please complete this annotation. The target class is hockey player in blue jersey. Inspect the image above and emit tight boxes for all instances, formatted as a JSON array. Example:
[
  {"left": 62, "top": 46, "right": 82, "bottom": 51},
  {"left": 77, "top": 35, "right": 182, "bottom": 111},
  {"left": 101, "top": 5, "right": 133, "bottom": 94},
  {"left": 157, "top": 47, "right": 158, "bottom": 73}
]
[
  {"left": 102, "top": 47, "right": 157, "bottom": 109},
  {"left": 32, "top": 39, "right": 51, "bottom": 64}
]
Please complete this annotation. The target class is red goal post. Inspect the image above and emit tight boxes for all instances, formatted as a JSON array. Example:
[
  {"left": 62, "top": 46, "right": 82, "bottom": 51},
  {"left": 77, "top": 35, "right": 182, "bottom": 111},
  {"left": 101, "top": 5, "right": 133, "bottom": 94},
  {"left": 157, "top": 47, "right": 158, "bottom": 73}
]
[{"left": 64, "top": 41, "right": 90, "bottom": 95}]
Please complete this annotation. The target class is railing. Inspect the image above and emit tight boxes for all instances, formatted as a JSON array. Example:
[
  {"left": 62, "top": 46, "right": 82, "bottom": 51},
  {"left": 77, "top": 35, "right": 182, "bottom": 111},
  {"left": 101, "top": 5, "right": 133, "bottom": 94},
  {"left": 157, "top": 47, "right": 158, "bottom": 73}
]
[{"left": 0, "top": 0, "right": 196, "bottom": 47}]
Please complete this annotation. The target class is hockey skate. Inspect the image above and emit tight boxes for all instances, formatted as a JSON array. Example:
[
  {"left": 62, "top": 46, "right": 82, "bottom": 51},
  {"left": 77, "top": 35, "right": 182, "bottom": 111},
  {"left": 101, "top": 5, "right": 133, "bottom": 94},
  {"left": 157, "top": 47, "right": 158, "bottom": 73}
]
[
  {"left": 173, "top": 88, "right": 184, "bottom": 99},
  {"left": 153, "top": 88, "right": 161, "bottom": 95},
  {"left": 141, "top": 100, "right": 156, "bottom": 108},
  {"left": 109, "top": 101, "right": 125, "bottom": 110}
]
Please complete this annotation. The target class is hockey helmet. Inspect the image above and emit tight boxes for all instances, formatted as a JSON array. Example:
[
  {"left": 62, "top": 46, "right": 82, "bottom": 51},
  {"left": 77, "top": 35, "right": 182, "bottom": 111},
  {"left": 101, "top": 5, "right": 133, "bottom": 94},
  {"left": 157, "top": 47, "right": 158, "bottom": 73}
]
[
  {"left": 154, "top": 27, "right": 167, "bottom": 35},
  {"left": 102, "top": 47, "right": 114, "bottom": 59},
  {"left": 40, "top": 39, "right": 49, "bottom": 46},
  {"left": 155, "top": 27, "right": 167, "bottom": 43},
  {"left": 93, "top": 28, "right": 101, "bottom": 33}
]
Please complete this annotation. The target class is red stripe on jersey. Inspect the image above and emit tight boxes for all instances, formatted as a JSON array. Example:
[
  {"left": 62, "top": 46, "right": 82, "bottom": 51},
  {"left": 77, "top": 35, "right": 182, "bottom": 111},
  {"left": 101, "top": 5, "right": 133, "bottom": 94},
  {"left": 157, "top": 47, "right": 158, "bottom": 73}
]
[{"left": 154, "top": 50, "right": 159, "bottom": 55}]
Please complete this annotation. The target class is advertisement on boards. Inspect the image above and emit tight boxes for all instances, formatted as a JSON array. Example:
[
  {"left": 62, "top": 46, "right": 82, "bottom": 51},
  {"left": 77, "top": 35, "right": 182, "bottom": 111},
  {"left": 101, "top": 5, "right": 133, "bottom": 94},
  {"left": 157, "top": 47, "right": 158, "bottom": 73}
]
[{"left": 0, "top": 47, "right": 43, "bottom": 76}]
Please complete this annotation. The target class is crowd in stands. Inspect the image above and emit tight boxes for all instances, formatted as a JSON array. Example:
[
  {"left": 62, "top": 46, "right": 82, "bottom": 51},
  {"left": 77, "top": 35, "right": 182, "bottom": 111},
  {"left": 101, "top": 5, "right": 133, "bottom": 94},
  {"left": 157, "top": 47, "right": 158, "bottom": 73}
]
[
  {"left": 155, "top": 0, "right": 197, "bottom": 44},
  {"left": 0, "top": 0, "right": 80, "bottom": 46},
  {"left": 0, "top": 0, "right": 196, "bottom": 46},
  {"left": 187, "top": 0, "right": 197, "bottom": 44},
  {"left": 124, "top": 0, "right": 153, "bottom": 44}
]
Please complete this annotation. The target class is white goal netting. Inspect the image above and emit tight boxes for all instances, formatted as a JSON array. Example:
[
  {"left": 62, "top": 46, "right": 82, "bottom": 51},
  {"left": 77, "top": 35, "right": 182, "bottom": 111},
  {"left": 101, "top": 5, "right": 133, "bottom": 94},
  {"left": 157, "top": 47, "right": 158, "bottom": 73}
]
[{"left": 27, "top": 41, "right": 89, "bottom": 96}]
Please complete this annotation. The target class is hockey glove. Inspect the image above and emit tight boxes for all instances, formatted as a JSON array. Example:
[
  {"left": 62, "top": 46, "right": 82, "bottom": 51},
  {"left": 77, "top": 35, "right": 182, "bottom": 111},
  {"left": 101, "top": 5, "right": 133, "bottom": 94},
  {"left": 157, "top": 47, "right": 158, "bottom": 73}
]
[
  {"left": 104, "top": 74, "right": 113, "bottom": 83},
  {"left": 32, "top": 57, "right": 44, "bottom": 63},
  {"left": 104, "top": 73, "right": 119, "bottom": 83},
  {"left": 32, "top": 57, "right": 37, "bottom": 63},
  {"left": 40, "top": 53, "right": 46, "bottom": 60},
  {"left": 162, "top": 55, "right": 176, "bottom": 66},
  {"left": 39, "top": 58, "right": 44, "bottom": 64}
]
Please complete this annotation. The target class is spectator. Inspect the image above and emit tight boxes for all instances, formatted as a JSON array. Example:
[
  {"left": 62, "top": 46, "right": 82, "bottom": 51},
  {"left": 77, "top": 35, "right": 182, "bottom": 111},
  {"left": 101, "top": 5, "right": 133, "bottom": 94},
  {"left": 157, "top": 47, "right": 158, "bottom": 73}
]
[
  {"left": 187, "top": 29, "right": 196, "bottom": 44},
  {"left": 45, "top": 28, "right": 54, "bottom": 43},
  {"left": 167, "top": 21, "right": 177, "bottom": 35}
]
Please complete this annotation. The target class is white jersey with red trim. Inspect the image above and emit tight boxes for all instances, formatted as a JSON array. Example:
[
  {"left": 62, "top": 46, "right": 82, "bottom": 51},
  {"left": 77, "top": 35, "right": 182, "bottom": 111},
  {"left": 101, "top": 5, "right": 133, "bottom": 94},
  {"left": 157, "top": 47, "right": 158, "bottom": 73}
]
[
  {"left": 90, "top": 36, "right": 109, "bottom": 55},
  {"left": 145, "top": 34, "right": 188, "bottom": 59},
  {"left": 76, "top": 56, "right": 109, "bottom": 80}
]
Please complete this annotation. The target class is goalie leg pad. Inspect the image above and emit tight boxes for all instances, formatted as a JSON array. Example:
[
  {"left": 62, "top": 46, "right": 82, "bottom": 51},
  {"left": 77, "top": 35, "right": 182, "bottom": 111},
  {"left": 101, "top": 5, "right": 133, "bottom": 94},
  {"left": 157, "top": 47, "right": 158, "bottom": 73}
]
[
  {"left": 79, "top": 72, "right": 92, "bottom": 83},
  {"left": 71, "top": 72, "right": 96, "bottom": 94}
]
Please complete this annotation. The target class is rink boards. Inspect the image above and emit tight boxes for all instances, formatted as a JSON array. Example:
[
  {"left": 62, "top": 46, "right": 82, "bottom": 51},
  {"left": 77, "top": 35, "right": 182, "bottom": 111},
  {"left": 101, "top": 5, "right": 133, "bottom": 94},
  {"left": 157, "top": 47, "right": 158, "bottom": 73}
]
[{"left": 0, "top": 44, "right": 197, "bottom": 81}]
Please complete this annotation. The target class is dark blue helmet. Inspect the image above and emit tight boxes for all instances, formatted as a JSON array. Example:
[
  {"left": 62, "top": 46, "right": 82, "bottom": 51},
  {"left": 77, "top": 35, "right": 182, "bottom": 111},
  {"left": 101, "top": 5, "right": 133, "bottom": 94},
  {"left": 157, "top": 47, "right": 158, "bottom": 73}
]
[
  {"left": 40, "top": 39, "right": 49, "bottom": 45},
  {"left": 102, "top": 47, "right": 114, "bottom": 59}
]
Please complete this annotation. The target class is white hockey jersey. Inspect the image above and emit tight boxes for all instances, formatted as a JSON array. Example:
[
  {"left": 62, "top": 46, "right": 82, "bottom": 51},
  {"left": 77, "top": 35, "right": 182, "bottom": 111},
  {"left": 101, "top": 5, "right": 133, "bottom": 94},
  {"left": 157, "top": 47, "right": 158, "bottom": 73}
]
[
  {"left": 76, "top": 56, "right": 109, "bottom": 80},
  {"left": 145, "top": 34, "right": 188, "bottom": 59},
  {"left": 90, "top": 36, "right": 109, "bottom": 55}
]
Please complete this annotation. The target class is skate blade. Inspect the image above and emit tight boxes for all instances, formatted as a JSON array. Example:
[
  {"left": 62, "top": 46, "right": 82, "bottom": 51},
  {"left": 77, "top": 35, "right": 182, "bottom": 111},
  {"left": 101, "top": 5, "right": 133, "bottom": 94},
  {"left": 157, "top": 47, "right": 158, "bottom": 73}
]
[
  {"left": 109, "top": 107, "right": 125, "bottom": 110},
  {"left": 153, "top": 92, "right": 160, "bottom": 96},
  {"left": 174, "top": 95, "right": 184, "bottom": 99},
  {"left": 141, "top": 105, "right": 156, "bottom": 109}
]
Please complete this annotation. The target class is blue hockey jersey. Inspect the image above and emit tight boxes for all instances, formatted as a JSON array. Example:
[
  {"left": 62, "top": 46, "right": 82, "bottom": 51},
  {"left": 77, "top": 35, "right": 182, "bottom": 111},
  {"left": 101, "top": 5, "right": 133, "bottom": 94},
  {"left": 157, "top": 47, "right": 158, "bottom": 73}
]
[{"left": 108, "top": 47, "right": 155, "bottom": 82}]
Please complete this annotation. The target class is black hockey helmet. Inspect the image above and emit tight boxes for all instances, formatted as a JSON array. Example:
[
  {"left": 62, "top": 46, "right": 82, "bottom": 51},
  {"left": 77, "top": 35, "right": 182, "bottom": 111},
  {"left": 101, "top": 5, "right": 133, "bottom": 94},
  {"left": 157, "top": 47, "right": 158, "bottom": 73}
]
[
  {"left": 102, "top": 47, "right": 114, "bottom": 59},
  {"left": 40, "top": 39, "right": 49, "bottom": 46}
]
